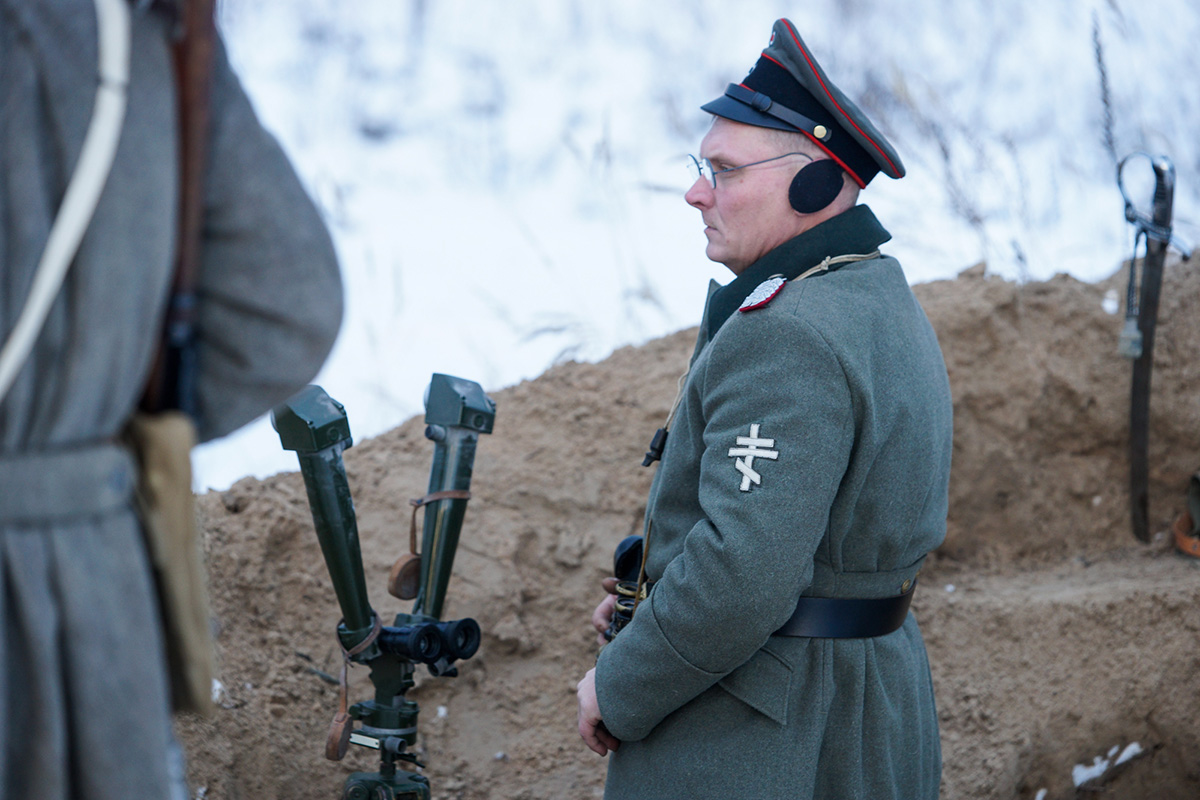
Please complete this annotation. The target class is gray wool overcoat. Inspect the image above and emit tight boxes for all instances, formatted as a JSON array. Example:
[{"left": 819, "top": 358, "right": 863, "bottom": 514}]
[
  {"left": 595, "top": 206, "right": 952, "bottom": 800},
  {"left": 0, "top": 2, "right": 342, "bottom": 798}
]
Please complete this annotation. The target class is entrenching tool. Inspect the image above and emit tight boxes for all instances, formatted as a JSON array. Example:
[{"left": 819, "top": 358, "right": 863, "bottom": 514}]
[
  {"left": 272, "top": 375, "right": 495, "bottom": 800},
  {"left": 1116, "top": 153, "right": 1191, "bottom": 542}
]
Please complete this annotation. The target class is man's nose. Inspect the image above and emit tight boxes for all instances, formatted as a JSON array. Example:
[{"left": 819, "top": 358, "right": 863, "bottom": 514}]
[{"left": 685, "top": 177, "right": 712, "bottom": 209}]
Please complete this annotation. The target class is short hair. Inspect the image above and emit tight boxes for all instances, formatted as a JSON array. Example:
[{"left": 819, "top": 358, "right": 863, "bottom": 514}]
[
  {"left": 766, "top": 127, "right": 823, "bottom": 159},
  {"left": 765, "top": 127, "right": 859, "bottom": 208}
]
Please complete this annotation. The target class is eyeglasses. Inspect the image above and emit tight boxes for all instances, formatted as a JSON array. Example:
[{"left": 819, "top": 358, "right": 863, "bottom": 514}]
[{"left": 687, "top": 152, "right": 812, "bottom": 189}]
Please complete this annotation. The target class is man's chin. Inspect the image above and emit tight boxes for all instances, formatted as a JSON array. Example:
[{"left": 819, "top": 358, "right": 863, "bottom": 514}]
[{"left": 704, "top": 245, "right": 742, "bottom": 274}]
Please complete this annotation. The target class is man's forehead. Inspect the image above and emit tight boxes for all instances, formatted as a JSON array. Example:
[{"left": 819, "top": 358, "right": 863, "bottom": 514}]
[{"left": 699, "top": 118, "right": 780, "bottom": 160}]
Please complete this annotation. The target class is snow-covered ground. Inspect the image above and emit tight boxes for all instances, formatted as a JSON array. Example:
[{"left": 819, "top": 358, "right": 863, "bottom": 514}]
[{"left": 195, "top": 0, "right": 1200, "bottom": 490}]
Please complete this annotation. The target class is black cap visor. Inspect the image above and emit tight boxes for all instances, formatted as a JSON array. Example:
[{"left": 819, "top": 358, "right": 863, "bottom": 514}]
[{"left": 701, "top": 94, "right": 798, "bottom": 133}]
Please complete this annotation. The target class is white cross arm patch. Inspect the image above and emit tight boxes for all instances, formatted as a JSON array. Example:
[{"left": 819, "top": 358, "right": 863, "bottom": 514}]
[{"left": 727, "top": 423, "right": 780, "bottom": 492}]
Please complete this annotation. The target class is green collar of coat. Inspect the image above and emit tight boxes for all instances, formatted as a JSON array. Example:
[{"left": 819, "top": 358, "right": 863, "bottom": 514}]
[{"left": 706, "top": 204, "right": 892, "bottom": 341}]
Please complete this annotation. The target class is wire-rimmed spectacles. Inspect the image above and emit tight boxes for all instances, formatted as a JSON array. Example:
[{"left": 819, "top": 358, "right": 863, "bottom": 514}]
[{"left": 686, "top": 152, "right": 812, "bottom": 189}]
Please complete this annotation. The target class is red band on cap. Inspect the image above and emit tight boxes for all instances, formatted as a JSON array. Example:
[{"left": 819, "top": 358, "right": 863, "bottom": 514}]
[
  {"left": 755, "top": 54, "right": 866, "bottom": 188},
  {"left": 729, "top": 68, "right": 864, "bottom": 188},
  {"left": 781, "top": 20, "right": 901, "bottom": 179},
  {"left": 760, "top": 52, "right": 786, "bottom": 70}
]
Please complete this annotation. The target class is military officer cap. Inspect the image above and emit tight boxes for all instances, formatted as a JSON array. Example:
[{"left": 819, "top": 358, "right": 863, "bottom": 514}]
[{"left": 702, "top": 18, "right": 905, "bottom": 188}]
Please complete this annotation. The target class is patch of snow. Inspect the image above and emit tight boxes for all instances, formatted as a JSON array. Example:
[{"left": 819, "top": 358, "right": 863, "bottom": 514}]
[
  {"left": 1073, "top": 754, "right": 1111, "bottom": 786},
  {"left": 1116, "top": 741, "right": 1144, "bottom": 765}
]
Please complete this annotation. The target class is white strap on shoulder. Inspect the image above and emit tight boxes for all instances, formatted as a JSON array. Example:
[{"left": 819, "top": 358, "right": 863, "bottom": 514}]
[{"left": 0, "top": 0, "right": 132, "bottom": 405}]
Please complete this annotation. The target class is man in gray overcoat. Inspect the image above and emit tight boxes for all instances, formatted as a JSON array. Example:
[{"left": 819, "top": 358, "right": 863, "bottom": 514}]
[
  {"left": 1, "top": 2, "right": 342, "bottom": 798},
  {"left": 577, "top": 19, "right": 952, "bottom": 799}
]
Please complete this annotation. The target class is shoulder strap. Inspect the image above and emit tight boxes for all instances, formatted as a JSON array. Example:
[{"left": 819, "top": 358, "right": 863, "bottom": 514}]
[
  {"left": 140, "top": 0, "right": 217, "bottom": 415},
  {"left": 0, "top": 0, "right": 131, "bottom": 406}
]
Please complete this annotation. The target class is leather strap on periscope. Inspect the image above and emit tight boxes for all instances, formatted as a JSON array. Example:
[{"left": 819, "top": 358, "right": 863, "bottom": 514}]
[
  {"left": 774, "top": 580, "right": 916, "bottom": 639},
  {"left": 408, "top": 490, "right": 472, "bottom": 554},
  {"left": 327, "top": 612, "right": 383, "bottom": 761}
]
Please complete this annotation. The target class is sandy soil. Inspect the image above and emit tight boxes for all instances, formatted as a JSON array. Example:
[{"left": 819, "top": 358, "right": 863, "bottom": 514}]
[{"left": 178, "top": 254, "right": 1200, "bottom": 799}]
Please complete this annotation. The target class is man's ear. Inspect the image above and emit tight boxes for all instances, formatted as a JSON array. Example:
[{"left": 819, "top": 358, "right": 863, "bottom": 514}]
[{"left": 788, "top": 160, "right": 845, "bottom": 214}]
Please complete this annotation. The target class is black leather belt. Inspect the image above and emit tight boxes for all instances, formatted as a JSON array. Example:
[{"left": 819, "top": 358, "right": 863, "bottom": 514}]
[{"left": 773, "top": 580, "right": 916, "bottom": 638}]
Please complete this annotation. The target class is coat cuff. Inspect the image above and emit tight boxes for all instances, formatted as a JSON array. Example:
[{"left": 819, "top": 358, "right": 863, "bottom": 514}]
[{"left": 594, "top": 593, "right": 723, "bottom": 742}]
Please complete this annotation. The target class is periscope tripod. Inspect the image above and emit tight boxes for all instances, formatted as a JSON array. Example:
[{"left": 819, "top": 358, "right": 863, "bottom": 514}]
[{"left": 272, "top": 375, "right": 496, "bottom": 800}]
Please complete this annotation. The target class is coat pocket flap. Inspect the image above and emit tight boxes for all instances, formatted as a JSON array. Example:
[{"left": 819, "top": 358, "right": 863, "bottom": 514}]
[{"left": 717, "top": 646, "right": 792, "bottom": 725}]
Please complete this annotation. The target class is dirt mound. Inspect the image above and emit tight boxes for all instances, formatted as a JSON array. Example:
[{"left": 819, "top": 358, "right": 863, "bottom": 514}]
[
  {"left": 179, "top": 256, "right": 1200, "bottom": 799},
  {"left": 921, "top": 260, "right": 1200, "bottom": 570}
]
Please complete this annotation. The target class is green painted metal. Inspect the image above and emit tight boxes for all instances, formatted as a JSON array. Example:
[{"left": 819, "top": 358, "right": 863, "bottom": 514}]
[
  {"left": 272, "top": 386, "right": 374, "bottom": 642},
  {"left": 272, "top": 378, "right": 493, "bottom": 797},
  {"left": 413, "top": 374, "right": 495, "bottom": 620},
  {"left": 341, "top": 770, "right": 429, "bottom": 800}
]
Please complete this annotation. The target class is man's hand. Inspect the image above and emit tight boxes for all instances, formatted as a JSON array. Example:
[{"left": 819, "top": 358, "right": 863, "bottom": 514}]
[
  {"left": 576, "top": 667, "right": 620, "bottom": 756},
  {"left": 591, "top": 576, "right": 619, "bottom": 645}
]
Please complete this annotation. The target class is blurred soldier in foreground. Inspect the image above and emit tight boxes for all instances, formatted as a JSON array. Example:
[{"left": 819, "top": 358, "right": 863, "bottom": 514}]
[
  {"left": 0, "top": 1, "right": 342, "bottom": 797},
  {"left": 577, "top": 19, "right": 952, "bottom": 799}
]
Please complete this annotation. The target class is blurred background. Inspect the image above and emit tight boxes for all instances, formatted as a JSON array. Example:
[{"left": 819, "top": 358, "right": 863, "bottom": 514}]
[{"left": 195, "top": 0, "right": 1200, "bottom": 490}]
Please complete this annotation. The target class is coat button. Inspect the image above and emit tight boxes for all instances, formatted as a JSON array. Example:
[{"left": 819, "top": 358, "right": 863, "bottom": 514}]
[{"left": 900, "top": 579, "right": 913, "bottom": 593}]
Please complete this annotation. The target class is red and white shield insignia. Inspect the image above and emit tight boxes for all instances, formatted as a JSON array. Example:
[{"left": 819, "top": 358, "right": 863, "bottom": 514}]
[{"left": 739, "top": 276, "right": 787, "bottom": 312}]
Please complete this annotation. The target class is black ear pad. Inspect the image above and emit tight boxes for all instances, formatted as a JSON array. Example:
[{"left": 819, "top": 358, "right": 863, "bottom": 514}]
[{"left": 788, "top": 159, "right": 845, "bottom": 213}]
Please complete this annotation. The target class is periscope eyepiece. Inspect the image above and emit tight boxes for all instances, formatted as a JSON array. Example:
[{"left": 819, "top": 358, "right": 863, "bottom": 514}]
[
  {"left": 434, "top": 618, "right": 481, "bottom": 661},
  {"left": 375, "top": 618, "right": 481, "bottom": 669},
  {"left": 377, "top": 624, "right": 443, "bottom": 663}
]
